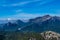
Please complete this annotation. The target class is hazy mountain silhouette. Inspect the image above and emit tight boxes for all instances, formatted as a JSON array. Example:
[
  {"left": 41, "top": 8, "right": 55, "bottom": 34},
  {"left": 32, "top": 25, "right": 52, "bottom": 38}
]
[
  {"left": 0, "top": 15, "right": 60, "bottom": 33},
  {"left": 21, "top": 15, "right": 60, "bottom": 33}
]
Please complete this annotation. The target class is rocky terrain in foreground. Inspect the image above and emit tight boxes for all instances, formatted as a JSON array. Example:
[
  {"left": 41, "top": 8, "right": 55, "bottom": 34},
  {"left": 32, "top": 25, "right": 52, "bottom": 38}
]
[{"left": 41, "top": 31, "right": 60, "bottom": 40}]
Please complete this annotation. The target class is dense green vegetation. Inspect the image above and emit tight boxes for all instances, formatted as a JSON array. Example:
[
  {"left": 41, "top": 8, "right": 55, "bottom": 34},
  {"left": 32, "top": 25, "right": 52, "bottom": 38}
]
[
  {"left": 0, "top": 32, "right": 45, "bottom": 40},
  {"left": 0, "top": 31, "right": 58, "bottom": 40}
]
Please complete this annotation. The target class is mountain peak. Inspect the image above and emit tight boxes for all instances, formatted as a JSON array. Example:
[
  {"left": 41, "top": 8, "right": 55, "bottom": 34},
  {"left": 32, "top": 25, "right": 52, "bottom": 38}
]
[{"left": 43, "top": 15, "right": 51, "bottom": 18}]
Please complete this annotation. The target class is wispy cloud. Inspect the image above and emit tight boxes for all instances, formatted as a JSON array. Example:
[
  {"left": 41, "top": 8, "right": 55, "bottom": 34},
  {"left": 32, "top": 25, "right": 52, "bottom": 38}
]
[
  {"left": 1, "top": 0, "right": 41, "bottom": 7},
  {"left": 11, "top": 13, "right": 41, "bottom": 19},
  {"left": 0, "top": 0, "right": 55, "bottom": 7},
  {"left": 39, "top": 0, "right": 54, "bottom": 5},
  {"left": 2, "top": 1, "right": 31, "bottom": 7},
  {"left": 0, "top": 13, "right": 42, "bottom": 21},
  {"left": 8, "top": 12, "right": 51, "bottom": 21},
  {"left": 10, "top": 1, "right": 31, "bottom": 6},
  {"left": 2, "top": 9, "right": 54, "bottom": 20},
  {"left": 0, "top": 12, "right": 60, "bottom": 21}
]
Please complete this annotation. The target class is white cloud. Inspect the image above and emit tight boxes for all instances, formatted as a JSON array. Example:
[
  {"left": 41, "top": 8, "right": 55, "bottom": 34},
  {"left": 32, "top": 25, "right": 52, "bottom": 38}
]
[
  {"left": 1, "top": 0, "right": 55, "bottom": 7},
  {"left": 0, "top": 12, "right": 59, "bottom": 21},
  {"left": 1, "top": 1, "right": 31, "bottom": 7},
  {"left": 5, "top": 13, "right": 42, "bottom": 21},
  {"left": 9, "top": 12, "right": 50, "bottom": 21},
  {"left": 1, "top": 0, "right": 41, "bottom": 7},
  {"left": 1, "top": 1, "right": 32, "bottom": 7},
  {"left": 10, "top": 1, "right": 31, "bottom": 6},
  {"left": 39, "top": 0, "right": 54, "bottom": 5},
  {"left": 11, "top": 13, "right": 41, "bottom": 19},
  {"left": 0, "top": 13, "right": 42, "bottom": 22}
]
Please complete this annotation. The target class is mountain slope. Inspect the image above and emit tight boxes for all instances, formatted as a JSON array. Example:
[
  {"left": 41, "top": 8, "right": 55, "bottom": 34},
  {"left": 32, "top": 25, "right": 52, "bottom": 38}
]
[
  {"left": 0, "top": 20, "right": 25, "bottom": 31},
  {"left": 21, "top": 15, "right": 60, "bottom": 33},
  {"left": 0, "top": 15, "right": 60, "bottom": 33}
]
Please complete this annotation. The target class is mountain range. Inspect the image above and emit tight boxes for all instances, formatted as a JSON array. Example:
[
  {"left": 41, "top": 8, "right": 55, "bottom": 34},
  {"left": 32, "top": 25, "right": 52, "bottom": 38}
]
[{"left": 0, "top": 15, "right": 60, "bottom": 33}]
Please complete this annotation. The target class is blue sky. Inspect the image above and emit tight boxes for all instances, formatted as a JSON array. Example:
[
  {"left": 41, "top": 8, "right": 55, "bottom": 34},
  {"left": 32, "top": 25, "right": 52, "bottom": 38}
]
[{"left": 0, "top": 0, "right": 60, "bottom": 20}]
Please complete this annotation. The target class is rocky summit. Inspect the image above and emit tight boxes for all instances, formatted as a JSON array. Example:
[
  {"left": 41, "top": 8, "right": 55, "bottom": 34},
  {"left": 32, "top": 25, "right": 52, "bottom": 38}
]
[{"left": 41, "top": 31, "right": 60, "bottom": 40}]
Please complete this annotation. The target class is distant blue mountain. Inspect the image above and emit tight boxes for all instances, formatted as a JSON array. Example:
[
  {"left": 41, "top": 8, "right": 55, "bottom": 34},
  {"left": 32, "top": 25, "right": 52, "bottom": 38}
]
[
  {"left": 0, "top": 15, "right": 60, "bottom": 33},
  {"left": 21, "top": 15, "right": 60, "bottom": 33},
  {"left": 0, "top": 20, "right": 25, "bottom": 31}
]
